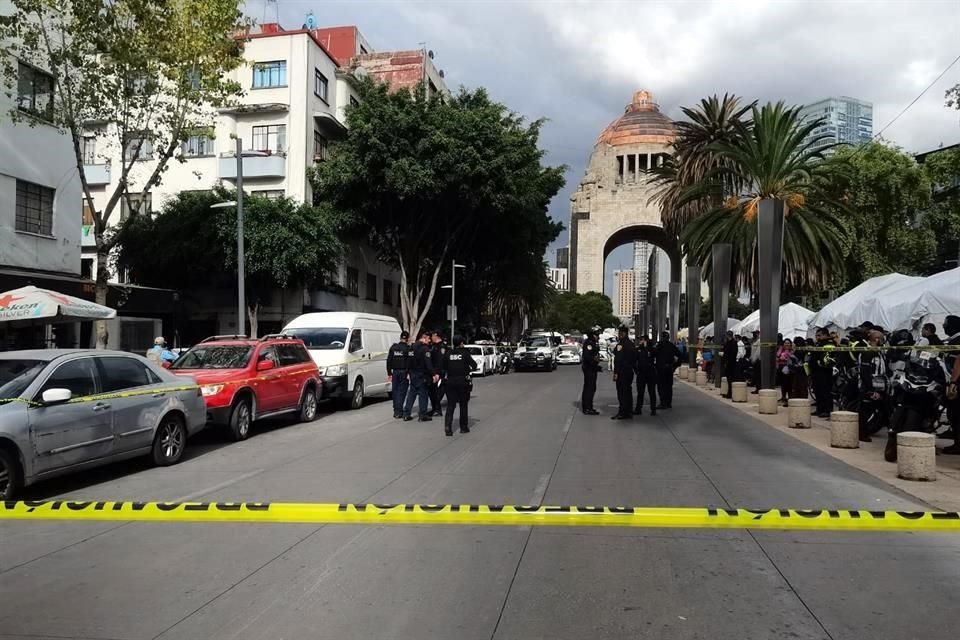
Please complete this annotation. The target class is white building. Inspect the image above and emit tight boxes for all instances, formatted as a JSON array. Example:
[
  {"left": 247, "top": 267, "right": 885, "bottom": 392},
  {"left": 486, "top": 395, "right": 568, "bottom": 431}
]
[
  {"left": 548, "top": 267, "right": 568, "bottom": 292},
  {"left": 80, "top": 22, "right": 440, "bottom": 338}
]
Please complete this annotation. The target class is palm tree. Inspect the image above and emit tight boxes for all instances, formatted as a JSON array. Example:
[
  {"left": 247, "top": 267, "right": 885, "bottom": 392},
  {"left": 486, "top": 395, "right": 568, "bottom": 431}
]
[{"left": 679, "top": 101, "right": 847, "bottom": 292}]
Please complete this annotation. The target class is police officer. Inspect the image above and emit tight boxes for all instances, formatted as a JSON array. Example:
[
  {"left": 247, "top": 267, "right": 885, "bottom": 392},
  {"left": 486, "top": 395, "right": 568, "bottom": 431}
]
[
  {"left": 655, "top": 331, "right": 680, "bottom": 409},
  {"left": 441, "top": 335, "right": 478, "bottom": 436},
  {"left": 611, "top": 326, "right": 636, "bottom": 420},
  {"left": 634, "top": 334, "right": 657, "bottom": 416},
  {"left": 809, "top": 327, "right": 835, "bottom": 418},
  {"left": 403, "top": 331, "right": 436, "bottom": 422},
  {"left": 429, "top": 331, "right": 446, "bottom": 416},
  {"left": 580, "top": 330, "right": 601, "bottom": 415},
  {"left": 387, "top": 330, "right": 411, "bottom": 419}
]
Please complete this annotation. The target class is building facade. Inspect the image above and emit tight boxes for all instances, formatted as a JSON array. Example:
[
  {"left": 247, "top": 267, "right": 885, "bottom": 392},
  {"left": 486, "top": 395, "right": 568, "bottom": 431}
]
[
  {"left": 555, "top": 246, "right": 569, "bottom": 270},
  {"left": 799, "top": 96, "right": 873, "bottom": 151},
  {"left": 613, "top": 269, "right": 635, "bottom": 320},
  {"left": 547, "top": 267, "right": 568, "bottom": 292}
]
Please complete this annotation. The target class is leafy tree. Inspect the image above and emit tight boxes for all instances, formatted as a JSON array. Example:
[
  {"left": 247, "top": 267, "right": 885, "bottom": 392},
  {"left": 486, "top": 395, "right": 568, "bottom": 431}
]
[
  {"left": 116, "top": 190, "right": 344, "bottom": 337},
  {"left": 543, "top": 292, "right": 619, "bottom": 333},
  {"left": 918, "top": 145, "right": 960, "bottom": 273},
  {"left": 0, "top": 0, "right": 247, "bottom": 346},
  {"left": 310, "top": 79, "right": 565, "bottom": 338}
]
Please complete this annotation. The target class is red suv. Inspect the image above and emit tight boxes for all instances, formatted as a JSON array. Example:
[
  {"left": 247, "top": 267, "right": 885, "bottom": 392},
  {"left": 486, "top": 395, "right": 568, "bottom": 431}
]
[{"left": 170, "top": 334, "right": 322, "bottom": 441}]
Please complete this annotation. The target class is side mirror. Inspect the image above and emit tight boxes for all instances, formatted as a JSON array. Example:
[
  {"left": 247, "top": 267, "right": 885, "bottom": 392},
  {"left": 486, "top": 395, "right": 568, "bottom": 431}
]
[
  {"left": 41, "top": 388, "right": 72, "bottom": 404},
  {"left": 257, "top": 359, "right": 276, "bottom": 372}
]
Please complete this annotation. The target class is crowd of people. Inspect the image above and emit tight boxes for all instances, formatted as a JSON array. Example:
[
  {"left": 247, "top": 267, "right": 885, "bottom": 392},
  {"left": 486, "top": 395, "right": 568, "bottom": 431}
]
[{"left": 695, "top": 316, "right": 960, "bottom": 460}]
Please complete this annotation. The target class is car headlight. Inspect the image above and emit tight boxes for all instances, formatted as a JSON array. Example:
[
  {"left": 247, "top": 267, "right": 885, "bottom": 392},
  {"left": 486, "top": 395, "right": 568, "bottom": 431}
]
[
  {"left": 537, "top": 352, "right": 545, "bottom": 359},
  {"left": 322, "top": 364, "right": 346, "bottom": 376},
  {"left": 201, "top": 384, "right": 224, "bottom": 397}
]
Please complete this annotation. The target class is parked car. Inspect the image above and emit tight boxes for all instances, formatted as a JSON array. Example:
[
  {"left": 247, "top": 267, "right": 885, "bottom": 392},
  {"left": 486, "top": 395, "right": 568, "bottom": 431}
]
[
  {"left": 513, "top": 336, "right": 558, "bottom": 371},
  {"left": 0, "top": 349, "right": 207, "bottom": 500},
  {"left": 465, "top": 345, "right": 489, "bottom": 376},
  {"left": 556, "top": 345, "right": 582, "bottom": 365},
  {"left": 475, "top": 343, "right": 499, "bottom": 373},
  {"left": 283, "top": 312, "right": 401, "bottom": 409},
  {"left": 170, "top": 334, "right": 321, "bottom": 441}
]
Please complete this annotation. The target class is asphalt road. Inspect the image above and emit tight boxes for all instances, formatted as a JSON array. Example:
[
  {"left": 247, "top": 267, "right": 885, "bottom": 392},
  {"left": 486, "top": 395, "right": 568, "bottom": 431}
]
[{"left": 2, "top": 366, "right": 959, "bottom": 640}]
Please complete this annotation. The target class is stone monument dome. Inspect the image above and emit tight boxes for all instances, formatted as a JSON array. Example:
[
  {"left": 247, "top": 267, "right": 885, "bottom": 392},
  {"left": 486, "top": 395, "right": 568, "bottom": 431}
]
[{"left": 596, "top": 90, "right": 675, "bottom": 147}]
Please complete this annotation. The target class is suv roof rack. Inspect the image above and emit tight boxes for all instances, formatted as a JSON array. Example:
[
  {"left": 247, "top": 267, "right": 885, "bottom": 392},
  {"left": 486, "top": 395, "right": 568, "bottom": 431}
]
[
  {"left": 259, "top": 333, "right": 298, "bottom": 342},
  {"left": 200, "top": 334, "right": 251, "bottom": 343}
]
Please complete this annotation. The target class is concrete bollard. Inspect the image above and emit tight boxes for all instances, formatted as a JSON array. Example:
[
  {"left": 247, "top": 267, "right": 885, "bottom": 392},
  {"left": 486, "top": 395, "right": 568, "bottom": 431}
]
[
  {"left": 829, "top": 411, "right": 859, "bottom": 448},
  {"left": 687, "top": 367, "right": 697, "bottom": 383},
  {"left": 787, "top": 398, "right": 811, "bottom": 428},
  {"left": 897, "top": 432, "right": 936, "bottom": 481},
  {"left": 731, "top": 382, "right": 747, "bottom": 403},
  {"left": 758, "top": 389, "right": 779, "bottom": 414},
  {"left": 695, "top": 370, "right": 708, "bottom": 386},
  {"left": 679, "top": 365, "right": 689, "bottom": 381},
  {"left": 720, "top": 376, "right": 729, "bottom": 396}
]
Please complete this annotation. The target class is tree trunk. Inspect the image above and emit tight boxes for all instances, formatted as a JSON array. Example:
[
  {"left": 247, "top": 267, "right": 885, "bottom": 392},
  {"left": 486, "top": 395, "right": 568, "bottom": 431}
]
[
  {"left": 94, "top": 246, "right": 111, "bottom": 349},
  {"left": 247, "top": 303, "right": 259, "bottom": 339}
]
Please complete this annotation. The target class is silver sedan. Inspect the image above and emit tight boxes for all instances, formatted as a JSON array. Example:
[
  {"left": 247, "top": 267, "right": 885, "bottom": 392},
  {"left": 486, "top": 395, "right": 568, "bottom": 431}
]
[{"left": 0, "top": 349, "right": 207, "bottom": 499}]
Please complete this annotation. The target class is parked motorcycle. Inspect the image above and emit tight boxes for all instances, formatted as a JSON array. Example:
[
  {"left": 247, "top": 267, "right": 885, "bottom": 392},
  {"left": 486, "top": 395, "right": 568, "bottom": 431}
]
[
  {"left": 497, "top": 351, "right": 512, "bottom": 375},
  {"left": 884, "top": 348, "right": 946, "bottom": 462}
]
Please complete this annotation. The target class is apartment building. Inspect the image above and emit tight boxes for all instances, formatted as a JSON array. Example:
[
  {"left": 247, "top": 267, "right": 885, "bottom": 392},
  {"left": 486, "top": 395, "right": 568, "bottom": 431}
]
[{"left": 81, "top": 22, "right": 446, "bottom": 338}]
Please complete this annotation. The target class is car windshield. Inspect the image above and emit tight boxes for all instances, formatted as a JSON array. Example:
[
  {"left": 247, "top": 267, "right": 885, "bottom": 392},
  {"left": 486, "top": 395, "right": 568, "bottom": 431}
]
[
  {"left": 283, "top": 328, "right": 349, "bottom": 350},
  {"left": 0, "top": 358, "right": 48, "bottom": 403},
  {"left": 559, "top": 346, "right": 578, "bottom": 353},
  {"left": 467, "top": 347, "right": 483, "bottom": 355},
  {"left": 523, "top": 337, "right": 550, "bottom": 347},
  {"left": 170, "top": 346, "right": 253, "bottom": 369}
]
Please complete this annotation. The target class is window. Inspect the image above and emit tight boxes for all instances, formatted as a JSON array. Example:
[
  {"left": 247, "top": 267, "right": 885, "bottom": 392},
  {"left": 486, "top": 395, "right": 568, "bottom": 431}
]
[
  {"left": 314, "top": 69, "right": 328, "bottom": 102},
  {"left": 38, "top": 358, "right": 99, "bottom": 399},
  {"left": 81, "top": 137, "right": 96, "bottom": 165},
  {"left": 346, "top": 267, "right": 359, "bottom": 296},
  {"left": 82, "top": 202, "right": 95, "bottom": 226},
  {"left": 348, "top": 329, "right": 363, "bottom": 353},
  {"left": 277, "top": 344, "right": 311, "bottom": 367},
  {"left": 349, "top": 96, "right": 359, "bottom": 108},
  {"left": 251, "top": 124, "right": 286, "bottom": 153},
  {"left": 383, "top": 279, "right": 393, "bottom": 306},
  {"left": 120, "top": 192, "right": 151, "bottom": 221},
  {"left": 81, "top": 259, "right": 93, "bottom": 279},
  {"left": 15, "top": 180, "right": 54, "bottom": 236},
  {"left": 366, "top": 273, "right": 377, "bottom": 301},
  {"left": 99, "top": 356, "right": 155, "bottom": 392},
  {"left": 124, "top": 135, "right": 153, "bottom": 162},
  {"left": 258, "top": 345, "right": 279, "bottom": 366},
  {"left": 17, "top": 61, "right": 54, "bottom": 121},
  {"left": 182, "top": 134, "right": 214, "bottom": 157},
  {"left": 313, "top": 131, "right": 328, "bottom": 161},
  {"left": 253, "top": 189, "right": 285, "bottom": 200},
  {"left": 252, "top": 61, "right": 286, "bottom": 88}
]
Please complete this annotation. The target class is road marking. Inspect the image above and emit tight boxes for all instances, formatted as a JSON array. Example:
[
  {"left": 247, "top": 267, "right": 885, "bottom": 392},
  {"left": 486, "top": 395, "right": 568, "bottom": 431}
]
[
  {"left": 529, "top": 474, "right": 551, "bottom": 505},
  {"left": 3, "top": 501, "right": 960, "bottom": 532}
]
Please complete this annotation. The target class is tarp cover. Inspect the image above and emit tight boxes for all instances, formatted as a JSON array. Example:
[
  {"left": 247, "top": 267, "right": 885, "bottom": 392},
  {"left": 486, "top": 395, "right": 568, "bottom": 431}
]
[
  {"left": 806, "top": 273, "right": 922, "bottom": 335},
  {"left": 734, "top": 303, "right": 813, "bottom": 340}
]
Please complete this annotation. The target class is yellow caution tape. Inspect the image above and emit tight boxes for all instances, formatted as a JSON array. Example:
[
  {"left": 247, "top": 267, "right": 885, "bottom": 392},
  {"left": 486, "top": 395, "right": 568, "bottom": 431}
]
[
  {"left": 2, "top": 501, "right": 960, "bottom": 531},
  {"left": 1, "top": 384, "right": 200, "bottom": 408}
]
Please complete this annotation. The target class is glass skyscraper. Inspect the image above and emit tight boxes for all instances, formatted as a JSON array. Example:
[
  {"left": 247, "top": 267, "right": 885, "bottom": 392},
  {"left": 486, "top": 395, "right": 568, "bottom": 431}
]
[{"left": 799, "top": 96, "right": 873, "bottom": 152}]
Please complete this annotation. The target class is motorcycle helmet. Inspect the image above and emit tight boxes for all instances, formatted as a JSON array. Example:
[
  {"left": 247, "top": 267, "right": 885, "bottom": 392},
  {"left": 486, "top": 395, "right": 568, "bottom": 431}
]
[{"left": 889, "top": 329, "right": 914, "bottom": 347}]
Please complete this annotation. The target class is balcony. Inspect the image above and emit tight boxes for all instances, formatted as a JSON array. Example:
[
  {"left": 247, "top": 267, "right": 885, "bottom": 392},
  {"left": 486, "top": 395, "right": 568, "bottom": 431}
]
[
  {"left": 218, "top": 151, "right": 286, "bottom": 180},
  {"left": 83, "top": 164, "right": 111, "bottom": 186}
]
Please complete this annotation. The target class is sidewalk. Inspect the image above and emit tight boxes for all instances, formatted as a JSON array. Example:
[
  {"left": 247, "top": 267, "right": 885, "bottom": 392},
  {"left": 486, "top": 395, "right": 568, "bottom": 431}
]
[{"left": 680, "top": 374, "right": 960, "bottom": 512}]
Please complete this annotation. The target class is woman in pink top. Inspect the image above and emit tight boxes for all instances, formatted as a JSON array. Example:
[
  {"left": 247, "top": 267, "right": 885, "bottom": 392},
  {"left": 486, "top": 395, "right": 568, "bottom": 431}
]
[{"left": 776, "top": 339, "right": 797, "bottom": 406}]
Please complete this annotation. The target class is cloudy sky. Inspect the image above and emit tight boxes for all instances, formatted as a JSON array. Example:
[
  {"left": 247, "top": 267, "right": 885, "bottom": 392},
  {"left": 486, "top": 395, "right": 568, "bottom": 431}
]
[{"left": 246, "top": 0, "right": 960, "bottom": 294}]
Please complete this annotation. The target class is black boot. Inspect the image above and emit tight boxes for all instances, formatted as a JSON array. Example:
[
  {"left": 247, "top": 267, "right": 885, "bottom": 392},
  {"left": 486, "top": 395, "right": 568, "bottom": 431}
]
[
  {"left": 884, "top": 433, "right": 898, "bottom": 462},
  {"left": 444, "top": 427, "right": 453, "bottom": 436},
  {"left": 634, "top": 406, "right": 642, "bottom": 415},
  {"left": 460, "top": 426, "right": 470, "bottom": 434}
]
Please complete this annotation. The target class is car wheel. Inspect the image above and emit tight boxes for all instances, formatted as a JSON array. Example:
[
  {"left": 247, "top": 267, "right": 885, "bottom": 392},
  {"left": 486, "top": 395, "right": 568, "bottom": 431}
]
[
  {"left": 152, "top": 415, "right": 187, "bottom": 466},
  {"left": 229, "top": 397, "right": 253, "bottom": 441},
  {"left": 0, "top": 448, "right": 21, "bottom": 501},
  {"left": 299, "top": 386, "right": 319, "bottom": 422},
  {"left": 350, "top": 378, "right": 364, "bottom": 410}
]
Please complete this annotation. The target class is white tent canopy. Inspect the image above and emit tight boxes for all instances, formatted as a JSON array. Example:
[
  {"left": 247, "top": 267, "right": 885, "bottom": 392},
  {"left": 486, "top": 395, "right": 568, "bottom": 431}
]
[
  {"left": 698, "top": 318, "right": 741, "bottom": 339},
  {"left": 806, "top": 273, "right": 922, "bottom": 335},
  {"left": 857, "top": 267, "right": 960, "bottom": 332},
  {"left": 734, "top": 302, "right": 813, "bottom": 340},
  {"left": 0, "top": 286, "right": 116, "bottom": 323}
]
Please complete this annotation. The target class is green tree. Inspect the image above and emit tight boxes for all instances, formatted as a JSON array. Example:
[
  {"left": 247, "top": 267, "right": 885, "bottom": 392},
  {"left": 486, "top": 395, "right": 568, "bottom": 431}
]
[
  {"left": 544, "top": 292, "right": 619, "bottom": 333},
  {"left": 115, "top": 190, "right": 344, "bottom": 336},
  {"left": 918, "top": 145, "right": 960, "bottom": 273},
  {"left": 0, "top": 0, "right": 248, "bottom": 347},
  {"left": 310, "top": 79, "right": 565, "bottom": 338}
]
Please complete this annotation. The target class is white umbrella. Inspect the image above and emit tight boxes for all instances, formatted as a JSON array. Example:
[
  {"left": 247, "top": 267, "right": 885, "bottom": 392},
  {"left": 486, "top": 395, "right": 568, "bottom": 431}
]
[{"left": 0, "top": 285, "right": 116, "bottom": 323}]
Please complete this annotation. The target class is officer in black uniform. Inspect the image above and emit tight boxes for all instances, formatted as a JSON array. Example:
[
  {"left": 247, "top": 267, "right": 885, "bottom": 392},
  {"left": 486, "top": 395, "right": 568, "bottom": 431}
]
[
  {"left": 612, "top": 326, "right": 636, "bottom": 420},
  {"left": 580, "top": 330, "right": 601, "bottom": 415},
  {"left": 441, "top": 335, "right": 477, "bottom": 436},
  {"left": 809, "top": 327, "right": 835, "bottom": 418},
  {"left": 429, "top": 331, "right": 446, "bottom": 416},
  {"left": 655, "top": 331, "right": 680, "bottom": 409},
  {"left": 403, "top": 331, "right": 436, "bottom": 421},
  {"left": 634, "top": 334, "right": 657, "bottom": 416},
  {"left": 386, "top": 330, "right": 411, "bottom": 419}
]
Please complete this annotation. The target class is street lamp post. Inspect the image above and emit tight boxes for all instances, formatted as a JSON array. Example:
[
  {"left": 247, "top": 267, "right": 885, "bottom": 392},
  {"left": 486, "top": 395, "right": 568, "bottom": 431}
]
[{"left": 441, "top": 261, "right": 467, "bottom": 339}]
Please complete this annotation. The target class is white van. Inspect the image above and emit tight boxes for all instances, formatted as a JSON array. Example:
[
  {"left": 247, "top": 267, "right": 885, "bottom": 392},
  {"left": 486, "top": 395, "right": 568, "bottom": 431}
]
[{"left": 282, "top": 312, "right": 403, "bottom": 409}]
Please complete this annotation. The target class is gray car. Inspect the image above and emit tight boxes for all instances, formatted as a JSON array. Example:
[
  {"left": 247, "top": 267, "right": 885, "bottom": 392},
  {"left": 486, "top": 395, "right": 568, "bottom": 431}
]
[{"left": 0, "top": 349, "right": 207, "bottom": 500}]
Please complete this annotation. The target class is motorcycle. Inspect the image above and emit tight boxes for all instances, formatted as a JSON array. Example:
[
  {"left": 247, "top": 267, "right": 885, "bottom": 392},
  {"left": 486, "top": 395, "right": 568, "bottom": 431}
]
[
  {"left": 884, "top": 349, "right": 946, "bottom": 462},
  {"left": 497, "top": 351, "right": 512, "bottom": 375}
]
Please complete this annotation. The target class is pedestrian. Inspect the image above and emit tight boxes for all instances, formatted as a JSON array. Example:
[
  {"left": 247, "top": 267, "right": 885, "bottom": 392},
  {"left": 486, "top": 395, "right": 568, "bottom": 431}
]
[
  {"left": 429, "top": 331, "right": 445, "bottom": 417},
  {"left": 146, "top": 336, "right": 177, "bottom": 366},
  {"left": 722, "top": 331, "right": 738, "bottom": 398},
  {"left": 809, "top": 328, "right": 835, "bottom": 418},
  {"left": 919, "top": 322, "right": 943, "bottom": 347},
  {"left": 634, "top": 334, "right": 657, "bottom": 415},
  {"left": 942, "top": 315, "right": 960, "bottom": 455},
  {"left": 403, "top": 331, "right": 436, "bottom": 422},
  {"left": 441, "top": 335, "right": 477, "bottom": 436},
  {"left": 386, "top": 330, "right": 411, "bottom": 419},
  {"left": 750, "top": 330, "right": 761, "bottom": 393},
  {"left": 611, "top": 326, "right": 636, "bottom": 420},
  {"left": 776, "top": 339, "right": 796, "bottom": 406},
  {"left": 580, "top": 330, "right": 601, "bottom": 415},
  {"left": 655, "top": 331, "right": 681, "bottom": 409}
]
